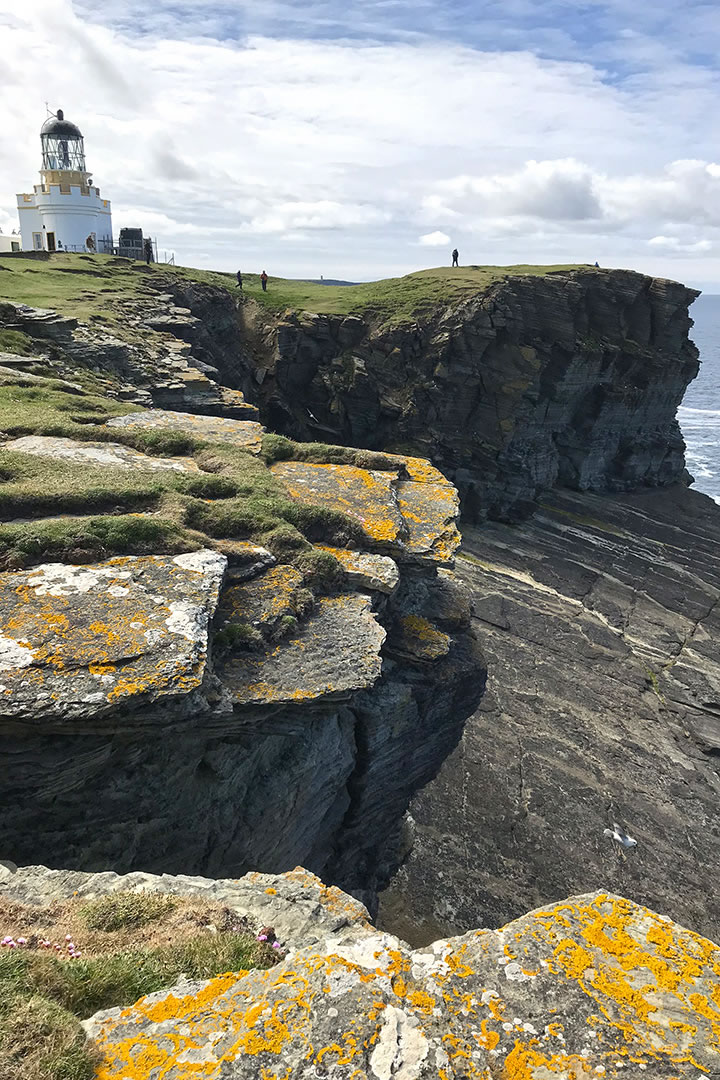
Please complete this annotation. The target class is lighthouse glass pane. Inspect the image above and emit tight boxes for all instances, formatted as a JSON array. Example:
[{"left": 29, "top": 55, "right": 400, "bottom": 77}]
[{"left": 41, "top": 135, "right": 86, "bottom": 172}]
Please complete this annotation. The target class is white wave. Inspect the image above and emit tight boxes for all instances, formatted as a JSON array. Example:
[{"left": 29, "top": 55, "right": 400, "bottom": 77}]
[{"left": 679, "top": 406, "right": 720, "bottom": 417}]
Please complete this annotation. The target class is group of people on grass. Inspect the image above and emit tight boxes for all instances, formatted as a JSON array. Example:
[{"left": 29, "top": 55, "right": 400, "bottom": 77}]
[{"left": 236, "top": 270, "right": 268, "bottom": 291}]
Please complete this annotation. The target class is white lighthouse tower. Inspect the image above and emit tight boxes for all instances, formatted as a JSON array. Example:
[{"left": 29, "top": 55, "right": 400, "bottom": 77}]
[{"left": 16, "top": 109, "right": 113, "bottom": 254}]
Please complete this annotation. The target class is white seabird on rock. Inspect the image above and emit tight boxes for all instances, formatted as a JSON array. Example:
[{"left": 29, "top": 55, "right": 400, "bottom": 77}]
[{"left": 603, "top": 822, "right": 637, "bottom": 849}]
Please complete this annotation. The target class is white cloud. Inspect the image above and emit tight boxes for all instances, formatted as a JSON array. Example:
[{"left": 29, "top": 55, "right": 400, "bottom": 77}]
[
  {"left": 419, "top": 231, "right": 451, "bottom": 247},
  {"left": 648, "top": 235, "right": 713, "bottom": 253},
  {"left": 0, "top": 0, "right": 719, "bottom": 286}
]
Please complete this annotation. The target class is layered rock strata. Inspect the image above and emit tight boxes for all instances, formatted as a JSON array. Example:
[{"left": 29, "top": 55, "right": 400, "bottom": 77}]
[
  {"left": 0, "top": 402, "right": 484, "bottom": 905},
  {"left": 379, "top": 484, "right": 720, "bottom": 948},
  {"left": 164, "top": 269, "right": 700, "bottom": 520},
  {"left": 0, "top": 299, "right": 258, "bottom": 419},
  {"left": 3, "top": 863, "right": 720, "bottom": 1079}
]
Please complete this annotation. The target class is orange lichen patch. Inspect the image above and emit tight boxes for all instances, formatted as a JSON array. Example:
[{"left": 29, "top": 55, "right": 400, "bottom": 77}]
[
  {"left": 224, "top": 594, "right": 385, "bottom": 706},
  {"left": 270, "top": 461, "right": 404, "bottom": 544},
  {"left": 384, "top": 453, "right": 454, "bottom": 487},
  {"left": 393, "top": 614, "right": 451, "bottom": 661},
  {"left": 84, "top": 890, "right": 720, "bottom": 1079},
  {"left": 93, "top": 952, "right": 390, "bottom": 1078},
  {"left": 0, "top": 551, "right": 225, "bottom": 716},
  {"left": 501, "top": 1040, "right": 600, "bottom": 1078},
  {"left": 217, "top": 565, "right": 304, "bottom": 628},
  {"left": 106, "top": 410, "right": 264, "bottom": 453},
  {"left": 315, "top": 545, "right": 399, "bottom": 594},
  {"left": 396, "top": 478, "right": 460, "bottom": 565}
]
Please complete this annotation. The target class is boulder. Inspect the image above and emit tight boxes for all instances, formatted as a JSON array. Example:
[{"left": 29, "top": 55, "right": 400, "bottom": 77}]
[
  {"left": 0, "top": 550, "right": 226, "bottom": 726},
  {"left": 271, "top": 460, "right": 460, "bottom": 565},
  {"left": 317, "top": 546, "right": 400, "bottom": 594},
  {"left": 81, "top": 885, "right": 720, "bottom": 1078},
  {"left": 223, "top": 594, "right": 386, "bottom": 706},
  {"left": 271, "top": 460, "right": 406, "bottom": 546},
  {"left": 106, "top": 408, "right": 265, "bottom": 453}
]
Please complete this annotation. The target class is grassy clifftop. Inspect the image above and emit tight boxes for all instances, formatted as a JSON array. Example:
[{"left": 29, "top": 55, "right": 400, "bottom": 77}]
[{"left": 0, "top": 252, "right": 585, "bottom": 325}]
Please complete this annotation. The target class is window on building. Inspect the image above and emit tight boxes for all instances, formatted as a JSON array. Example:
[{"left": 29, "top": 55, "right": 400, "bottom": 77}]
[
  {"left": 11, "top": 242, "right": 20, "bottom": 252},
  {"left": 33, "top": 233, "right": 43, "bottom": 250}
]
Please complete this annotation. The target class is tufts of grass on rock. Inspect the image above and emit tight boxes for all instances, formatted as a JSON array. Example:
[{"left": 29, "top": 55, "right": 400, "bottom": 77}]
[
  {"left": 0, "top": 330, "right": 36, "bottom": 357},
  {"left": 78, "top": 893, "right": 178, "bottom": 933},
  {"left": 0, "top": 892, "right": 280, "bottom": 1080}
]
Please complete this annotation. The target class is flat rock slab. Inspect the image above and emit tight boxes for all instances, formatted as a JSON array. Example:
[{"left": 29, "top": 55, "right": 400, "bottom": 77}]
[
  {"left": 223, "top": 594, "right": 385, "bottom": 706},
  {"left": 392, "top": 614, "right": 451, "bottom": 661},
  {"left": 396, "top": 479, "right": 460, "bottom": 564},
  {"left": 107, "top": 409, "right": 265, "bottom": 454},
  {"left": 85, "top": 889, "right": 720, "bottom": 1078},
  {"left": 0, "top": 865, "right": 371, "bottom": 950},
  {"left": 317, "top": 546, "right": 400, "bottom": 594},
  {"left": 271, "top": 461, "right": 405, "bottom": 546},
  {"left": 271, "top": 460, "right": 460, "bottom": 564},
  {"left": 1, "top": 435, "right": 199, "bottom": 473},
  {"left": 218, "top": 564, "right": 304, "bottom": 628},
  {"left": 0, "top": 550, "right": 226, "bottom": 726}
]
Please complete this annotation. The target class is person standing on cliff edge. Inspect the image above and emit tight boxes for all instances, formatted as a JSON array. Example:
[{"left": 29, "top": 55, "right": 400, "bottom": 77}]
[
  {"left": 261, "top": 270, "right": 268, "bottom": 292},
  {"left": 452, "top": 248, "right": 459, "bottom": 267},
  {"left": 236, "top": 270, "right": 243, "bottom": 289}
]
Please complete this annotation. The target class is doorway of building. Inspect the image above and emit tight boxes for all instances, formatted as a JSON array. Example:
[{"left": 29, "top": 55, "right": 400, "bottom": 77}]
[{"left": 46, "top": 232, "right": 56, "bottom": 252}]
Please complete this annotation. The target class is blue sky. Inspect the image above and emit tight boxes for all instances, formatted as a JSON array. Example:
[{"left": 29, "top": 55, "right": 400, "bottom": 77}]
[{"left": 1, "top": 0, "right": 720, "bottom": 288}]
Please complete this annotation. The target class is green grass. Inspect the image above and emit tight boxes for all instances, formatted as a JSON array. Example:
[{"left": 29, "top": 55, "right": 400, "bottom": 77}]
[
  {"left": 0, "top": 931, "right": 274, "bottom": 1080},
  {"left": 0, "top": 252, "right": 588, "bottom": 328},
  {"left": 78, "top": 893, "right": 178, "bottom": 932},
  {"left": 0, "top": 383, "right": 363, "bottom": 577},
  {"left": 0, "top": 329, "right": 36, "bottom": 356},
  {"left": 0, "top": 382, "right": 141, "bottom": 440}
]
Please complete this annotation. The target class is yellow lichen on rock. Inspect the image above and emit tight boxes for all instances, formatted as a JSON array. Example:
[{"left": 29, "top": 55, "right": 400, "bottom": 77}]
[
  {"left": 270, "top": 461, "right": 405, "bottom": 544},
  {"left": 222, "top": 594, "right": 386, "bottom": 705},
  {"left": 0, "top": 550, "right": 226, "bottom": 722},
  {"left": 84, "top": 888, "right": 720, "bottom": 1078},
  {"left": 270, "top": 458, "right": 462, "bottom": 566},
  {"left": 394, "top": 614, "right": 451, "bottom": 661}
]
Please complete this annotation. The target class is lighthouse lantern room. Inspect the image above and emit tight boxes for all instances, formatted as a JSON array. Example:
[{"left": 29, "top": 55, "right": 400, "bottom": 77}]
[{"left": 16, "top": 109, "right": 113, "bottom": 254}]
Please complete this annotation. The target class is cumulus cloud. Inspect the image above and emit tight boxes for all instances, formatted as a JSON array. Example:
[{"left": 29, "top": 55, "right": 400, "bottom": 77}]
[
  {"left": 419, "top": 231, "right": 451, "bottom": 247},
  {"left": 426, "top": 158, "right": 720, "bottom": 248},
  {"left": 648, "top": 236, "right": 713, "bottom": 253},
  {"left": 1, "top": 0, "right": 719, "bottom": 285}
]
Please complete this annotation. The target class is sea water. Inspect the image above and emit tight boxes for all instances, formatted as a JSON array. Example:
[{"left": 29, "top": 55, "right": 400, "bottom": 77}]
[{"left": 679, "top": 293, "right": 720, "bottom": 503}]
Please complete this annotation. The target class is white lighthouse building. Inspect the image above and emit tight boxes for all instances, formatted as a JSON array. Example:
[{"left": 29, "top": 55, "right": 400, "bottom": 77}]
[{"left": 16, "top": 109, "right": 113, "bottom": 254}]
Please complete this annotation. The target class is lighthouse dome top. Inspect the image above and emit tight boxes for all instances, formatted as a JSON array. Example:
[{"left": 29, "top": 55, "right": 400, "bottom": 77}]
[
  {"left": 40, "top": 109, "right": 86, "bottom": 173},
  {"left": 40, "top": 109, "right": 83, "bottom": 140}
]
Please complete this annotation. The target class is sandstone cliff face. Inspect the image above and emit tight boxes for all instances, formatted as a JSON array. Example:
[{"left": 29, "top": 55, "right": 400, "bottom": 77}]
[
  {"left": 4, "top": 863, "right": 720, "bottom": 1079},
  {"left": 166, "top": 270, "right": 700, "bottom": 520}
]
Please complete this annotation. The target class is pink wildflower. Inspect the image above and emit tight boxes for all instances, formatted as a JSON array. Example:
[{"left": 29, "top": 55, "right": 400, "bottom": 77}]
[
  {"left": 272, "top": 941, "right": 281, "bottom": 949},
  {"left": 257, "top": 934, "right": 268, "bottom": 942},
  {"left": 65, "top": 935, "right": 72, "bottom": 942},
  {"left": 17, "top": 937, "right": 27, "bottom": 946}
]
